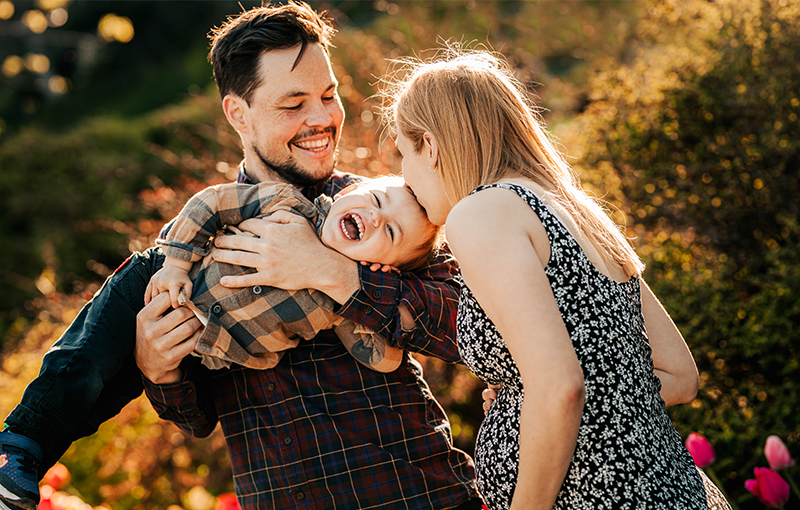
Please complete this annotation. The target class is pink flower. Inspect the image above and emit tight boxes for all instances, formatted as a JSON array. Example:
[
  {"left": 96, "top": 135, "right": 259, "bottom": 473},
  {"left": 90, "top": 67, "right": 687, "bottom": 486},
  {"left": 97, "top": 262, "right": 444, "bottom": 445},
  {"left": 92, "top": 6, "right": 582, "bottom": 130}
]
[
  {"left": 745, "top": 467, "right": 790, "bottom": 508},
  {"left": 765, "top": 435, "right": 796, "bottom": 471},
  {"left": 215, "top": 493, "right": 242, "bottom": 510},
  {"left": 685, "top": 432, "right": 716, "bottom": 468},
  {"left": 41, "top": 462, "right": 71, "bottom": 490}
]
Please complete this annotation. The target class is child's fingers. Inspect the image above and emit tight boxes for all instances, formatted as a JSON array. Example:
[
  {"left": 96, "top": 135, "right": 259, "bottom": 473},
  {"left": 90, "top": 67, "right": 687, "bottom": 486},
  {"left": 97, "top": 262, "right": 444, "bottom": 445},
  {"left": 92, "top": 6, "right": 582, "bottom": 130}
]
[
  {"left": 144, "top": 280, "right": 153, "bottom": 305},
  {"left": 169, "top": 286, "right": 181, "bottom": 310}
]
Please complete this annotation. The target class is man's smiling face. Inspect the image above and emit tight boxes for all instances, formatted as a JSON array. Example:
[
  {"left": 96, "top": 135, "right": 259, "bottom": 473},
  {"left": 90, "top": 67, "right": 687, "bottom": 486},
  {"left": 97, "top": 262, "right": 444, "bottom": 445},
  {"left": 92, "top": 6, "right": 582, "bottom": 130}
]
[{"left": 243, "top": 43, "right": 344, "bottom": 187}]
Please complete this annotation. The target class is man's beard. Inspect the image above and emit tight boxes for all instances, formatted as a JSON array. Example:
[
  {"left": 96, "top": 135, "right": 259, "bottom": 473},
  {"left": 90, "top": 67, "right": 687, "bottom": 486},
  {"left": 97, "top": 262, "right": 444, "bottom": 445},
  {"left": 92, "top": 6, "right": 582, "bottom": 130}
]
[{"left": 253, "top": 129, "right": 337, "bottom": 188}]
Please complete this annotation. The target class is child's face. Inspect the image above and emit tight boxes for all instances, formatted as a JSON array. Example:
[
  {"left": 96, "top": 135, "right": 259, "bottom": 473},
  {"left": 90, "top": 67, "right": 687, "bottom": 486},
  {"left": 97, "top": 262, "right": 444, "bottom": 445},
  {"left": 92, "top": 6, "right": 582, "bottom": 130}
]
[{"left": 321, "top": 180, "right": 430, "bottom": 267}]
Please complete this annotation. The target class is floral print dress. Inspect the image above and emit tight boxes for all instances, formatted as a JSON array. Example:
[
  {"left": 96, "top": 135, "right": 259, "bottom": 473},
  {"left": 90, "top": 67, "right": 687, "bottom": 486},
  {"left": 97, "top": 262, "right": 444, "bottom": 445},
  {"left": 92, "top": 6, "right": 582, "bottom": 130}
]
[{"left": 457, "top": 183, "right": 731, "bottom": 510}]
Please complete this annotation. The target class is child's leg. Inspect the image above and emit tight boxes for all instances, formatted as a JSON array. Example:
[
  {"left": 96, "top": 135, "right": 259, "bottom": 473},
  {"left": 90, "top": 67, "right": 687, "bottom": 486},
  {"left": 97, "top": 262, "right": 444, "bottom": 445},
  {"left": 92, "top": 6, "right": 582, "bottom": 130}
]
[{"left": 2, "top": 247, "right": 165, "bottom": 476}]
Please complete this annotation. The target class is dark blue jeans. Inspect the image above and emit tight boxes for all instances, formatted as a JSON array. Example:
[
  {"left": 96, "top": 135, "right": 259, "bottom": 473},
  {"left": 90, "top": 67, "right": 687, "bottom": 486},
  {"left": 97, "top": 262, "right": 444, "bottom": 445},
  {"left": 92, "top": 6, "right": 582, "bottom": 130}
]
[{"left": 4, "top": 247, "right": 164, "bottom": 478}]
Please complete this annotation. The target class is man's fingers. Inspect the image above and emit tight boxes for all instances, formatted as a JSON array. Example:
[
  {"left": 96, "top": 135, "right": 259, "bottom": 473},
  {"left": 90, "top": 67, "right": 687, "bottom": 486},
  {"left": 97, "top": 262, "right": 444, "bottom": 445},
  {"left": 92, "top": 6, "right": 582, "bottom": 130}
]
[
  {"left": 212, "top": 247, "right": 263, "bottom": 267},
  {"left": 219, "top": 273, "right": 263, "bottom": 288},
  {"left": 261, "top": 210, "right": 306, "bottom": 225},
  {"left": 140, "top": 292, "right": 173, "bottom": 320},
  {"left": 213, "top": 233, "right": 262, "bottom": 252}
]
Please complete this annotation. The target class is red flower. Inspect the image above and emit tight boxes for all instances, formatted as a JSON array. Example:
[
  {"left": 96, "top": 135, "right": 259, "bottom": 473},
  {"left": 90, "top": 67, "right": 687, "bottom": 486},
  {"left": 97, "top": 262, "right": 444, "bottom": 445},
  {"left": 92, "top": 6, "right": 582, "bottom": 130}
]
[
  {"left": 765, "top": 435, "right": 796, "bottom": 471},
  {"left": 685, "top": 432, "right": 716, "bottom": 468},
  {"left": 215, "top": 493, "right": 242, "bottom": 510},
  {"left": 745, "top": 467, "right": 790, "bottom": 508},
  {"left": 41, "top": 462, "right": 71, "bottom": 490}
]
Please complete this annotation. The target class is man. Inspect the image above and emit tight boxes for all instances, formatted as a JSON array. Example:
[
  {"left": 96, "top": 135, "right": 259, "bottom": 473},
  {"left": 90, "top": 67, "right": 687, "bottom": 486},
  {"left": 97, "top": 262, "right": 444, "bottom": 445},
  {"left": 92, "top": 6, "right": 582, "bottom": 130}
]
[
  {"left": 1, "top": 3, "right": 481, "bottom": 510},
  {"left": 135, "top": 3, "right": 482, "bottom": 509}
]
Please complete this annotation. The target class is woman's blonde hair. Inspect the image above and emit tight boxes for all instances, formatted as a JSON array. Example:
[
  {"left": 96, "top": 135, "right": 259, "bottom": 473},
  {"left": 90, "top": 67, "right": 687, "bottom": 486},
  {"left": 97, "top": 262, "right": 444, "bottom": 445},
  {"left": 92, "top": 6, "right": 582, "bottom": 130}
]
[{"left": 381, "top": 47, "right": 644, "bottom": 278}]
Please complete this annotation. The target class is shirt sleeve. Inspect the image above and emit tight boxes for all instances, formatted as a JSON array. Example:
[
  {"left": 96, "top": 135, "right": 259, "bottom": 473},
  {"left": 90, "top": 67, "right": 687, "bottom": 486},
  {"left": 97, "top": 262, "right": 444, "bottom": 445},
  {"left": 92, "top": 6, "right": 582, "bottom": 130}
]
[
  {"left": 140, "top": 361, "right": 219, "bottom": 438},
  {"left": 156, "top": 182, "right": 312, "bottom": 262},
  {"left": 336, "top": 243, "right": 461, "bottom": 362}
]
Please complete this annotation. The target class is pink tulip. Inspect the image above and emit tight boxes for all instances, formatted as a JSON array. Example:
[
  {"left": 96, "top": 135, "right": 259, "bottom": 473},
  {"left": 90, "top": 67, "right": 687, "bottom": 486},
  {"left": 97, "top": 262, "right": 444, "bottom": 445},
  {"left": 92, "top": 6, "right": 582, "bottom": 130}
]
[
  {"left": 745, "top": 467, "right": 790, "bottom": 508},
  {"left": 215, "top": 493, "right": 242, "bottom": 510},
  {"left": 685, "top": 432, "right": 716, "bottom": 468},
  {"left": 765, "top": 435, "right": 796, "bottom": 471}
]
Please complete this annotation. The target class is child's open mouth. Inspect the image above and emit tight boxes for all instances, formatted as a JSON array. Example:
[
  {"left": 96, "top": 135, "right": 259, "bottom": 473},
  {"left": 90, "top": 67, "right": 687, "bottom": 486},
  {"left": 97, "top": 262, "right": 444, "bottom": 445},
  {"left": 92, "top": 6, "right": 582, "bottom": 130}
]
[{"left": 340, "top": 213, "right": 364, "bottom": 241}]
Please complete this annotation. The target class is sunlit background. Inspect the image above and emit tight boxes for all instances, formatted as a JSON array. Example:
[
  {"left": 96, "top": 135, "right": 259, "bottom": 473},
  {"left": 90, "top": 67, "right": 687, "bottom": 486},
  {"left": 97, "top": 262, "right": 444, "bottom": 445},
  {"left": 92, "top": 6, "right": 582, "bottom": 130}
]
[{"left": 1, "top": 1, "right": 798, "bottom": 509}]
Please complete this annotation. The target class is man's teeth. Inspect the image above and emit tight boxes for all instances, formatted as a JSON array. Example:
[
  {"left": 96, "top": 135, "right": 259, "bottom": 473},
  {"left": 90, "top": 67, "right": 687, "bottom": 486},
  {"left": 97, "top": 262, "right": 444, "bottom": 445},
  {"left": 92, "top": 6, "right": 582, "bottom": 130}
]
[{"left": 295, "top": 137, "right": 329, "bottom": 151}]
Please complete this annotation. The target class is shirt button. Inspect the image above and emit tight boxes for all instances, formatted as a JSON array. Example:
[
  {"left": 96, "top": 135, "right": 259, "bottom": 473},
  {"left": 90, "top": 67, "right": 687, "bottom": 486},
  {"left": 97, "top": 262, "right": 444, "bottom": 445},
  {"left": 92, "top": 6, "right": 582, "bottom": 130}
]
[
  {"left": 283, "top": 437, "right": 292, "bottom": 445},
  {"left": 212, "top": 304, "right": 222, "bottom": 314},
  {"left": 253, "top": 286, "right": 262, "bottom": 295},
  {"left": 362, "top": 304, "right": 371, "bottom": 313},
  {"left": 267, "top": 383, "right": 276, "bottom": 391},
  {"left": 294, "top": 491, "right": 305, "bottom": 501},
  {"left": 372, "top": 290, "right": 381, "bottom": 299}
]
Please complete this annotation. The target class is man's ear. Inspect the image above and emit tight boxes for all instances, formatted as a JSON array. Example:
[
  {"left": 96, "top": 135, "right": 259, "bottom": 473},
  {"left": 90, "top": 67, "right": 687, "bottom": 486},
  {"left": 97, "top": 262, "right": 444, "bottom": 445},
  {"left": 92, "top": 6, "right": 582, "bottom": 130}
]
[
  {"left": 333, "top": 183, "right": 359, "bottom": 201},
  {"left": 423, "top": 131, "right": 439, "bottom": 169},
  {"left": 222, "top": 94, "right": 249, "bottom": 134}
]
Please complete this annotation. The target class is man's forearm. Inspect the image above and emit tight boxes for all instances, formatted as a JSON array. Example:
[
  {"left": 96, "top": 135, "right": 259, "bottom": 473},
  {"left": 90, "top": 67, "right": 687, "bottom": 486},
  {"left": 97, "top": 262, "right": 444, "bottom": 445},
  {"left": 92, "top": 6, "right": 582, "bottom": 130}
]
[{"left": 314, "top": 251, "right": 362, "bottom": 305}]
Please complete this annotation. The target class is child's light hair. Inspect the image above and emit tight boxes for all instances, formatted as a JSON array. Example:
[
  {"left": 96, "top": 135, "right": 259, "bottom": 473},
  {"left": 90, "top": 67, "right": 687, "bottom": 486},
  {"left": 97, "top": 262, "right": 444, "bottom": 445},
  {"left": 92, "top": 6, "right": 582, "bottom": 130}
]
[
  {"left": 380, "top": 45, "right": 644, "bottom": 279},
  {"left": 365, "top": 175, "right": 443, "bottom": 273}
]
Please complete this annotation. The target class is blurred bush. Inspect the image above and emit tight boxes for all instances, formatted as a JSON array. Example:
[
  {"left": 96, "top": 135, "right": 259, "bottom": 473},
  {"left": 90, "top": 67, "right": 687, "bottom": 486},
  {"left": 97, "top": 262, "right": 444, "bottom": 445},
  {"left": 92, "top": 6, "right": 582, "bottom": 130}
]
[
  {"left": 5, "top": 0, "right": 798, "bottom": 508},
  {"left": 573, "top": 0, "right": 799, "bottom": 504}
]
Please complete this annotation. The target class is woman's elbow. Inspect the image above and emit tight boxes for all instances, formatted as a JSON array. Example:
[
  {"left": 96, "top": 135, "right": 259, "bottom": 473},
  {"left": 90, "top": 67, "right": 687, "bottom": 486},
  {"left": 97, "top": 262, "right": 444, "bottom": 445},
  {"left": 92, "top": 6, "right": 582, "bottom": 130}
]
[
  {"left": 680, "top": 370, "right": 699, "bottom": 404},
  {"left": 556, "top": 375, "right": 586, "bottom": 415}
]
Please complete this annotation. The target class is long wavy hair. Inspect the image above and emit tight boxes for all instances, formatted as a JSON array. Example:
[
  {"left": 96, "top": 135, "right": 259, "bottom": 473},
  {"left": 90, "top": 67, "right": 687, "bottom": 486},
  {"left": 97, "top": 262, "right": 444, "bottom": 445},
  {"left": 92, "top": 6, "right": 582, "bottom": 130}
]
[{"left": 382, "top": 47, "right": 644, "bottom": 278}]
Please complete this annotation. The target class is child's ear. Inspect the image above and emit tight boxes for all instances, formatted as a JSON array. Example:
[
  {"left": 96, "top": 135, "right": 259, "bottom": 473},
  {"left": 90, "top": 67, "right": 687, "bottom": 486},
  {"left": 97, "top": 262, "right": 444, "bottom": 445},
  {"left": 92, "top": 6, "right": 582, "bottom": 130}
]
[{"left": 333, "top": 183, "right": 359, "bottom": 201}]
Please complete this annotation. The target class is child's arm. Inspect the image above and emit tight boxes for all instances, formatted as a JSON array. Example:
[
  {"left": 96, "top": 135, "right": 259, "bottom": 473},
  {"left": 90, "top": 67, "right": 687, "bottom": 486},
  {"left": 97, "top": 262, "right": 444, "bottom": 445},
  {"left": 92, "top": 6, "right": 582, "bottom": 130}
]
[
  {"left": 145, "top": 256, "right": 194, "bottom": 310},
  {"left": 333, "top": 320, "right": 404, "bottom": 373}
]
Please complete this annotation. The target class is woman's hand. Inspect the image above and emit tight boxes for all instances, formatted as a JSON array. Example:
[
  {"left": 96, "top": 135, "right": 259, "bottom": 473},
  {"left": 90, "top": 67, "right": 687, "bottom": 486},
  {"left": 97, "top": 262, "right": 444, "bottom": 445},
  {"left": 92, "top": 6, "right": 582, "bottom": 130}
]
[{"left": 481, "top": 383, "right": 502, "bottom": 416}]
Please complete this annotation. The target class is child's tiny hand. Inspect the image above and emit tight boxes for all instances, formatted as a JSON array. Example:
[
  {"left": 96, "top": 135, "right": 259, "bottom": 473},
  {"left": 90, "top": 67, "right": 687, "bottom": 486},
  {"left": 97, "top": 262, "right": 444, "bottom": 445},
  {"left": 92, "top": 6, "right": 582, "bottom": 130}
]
[
  {"left": 145, "top": 263, "right": 193, "bottom": 310},
  {"left": 359, "top": 260, "right": 400, "bottom": 274}
]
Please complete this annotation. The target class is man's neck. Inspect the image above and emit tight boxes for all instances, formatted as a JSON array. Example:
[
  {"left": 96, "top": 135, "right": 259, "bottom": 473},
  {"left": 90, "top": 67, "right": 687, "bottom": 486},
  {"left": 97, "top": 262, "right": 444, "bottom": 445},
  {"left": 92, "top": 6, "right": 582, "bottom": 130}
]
[{"left": 238, "top": 160, "right": 328, "bottom": 201}]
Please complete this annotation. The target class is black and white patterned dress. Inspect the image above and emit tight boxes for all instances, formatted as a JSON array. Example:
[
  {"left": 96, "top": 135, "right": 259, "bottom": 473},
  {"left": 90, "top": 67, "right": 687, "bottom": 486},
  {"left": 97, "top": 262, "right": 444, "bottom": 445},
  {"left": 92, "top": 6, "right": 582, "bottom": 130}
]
[{"left": 457, "top": 183, "right": 731, "bottom": 510}]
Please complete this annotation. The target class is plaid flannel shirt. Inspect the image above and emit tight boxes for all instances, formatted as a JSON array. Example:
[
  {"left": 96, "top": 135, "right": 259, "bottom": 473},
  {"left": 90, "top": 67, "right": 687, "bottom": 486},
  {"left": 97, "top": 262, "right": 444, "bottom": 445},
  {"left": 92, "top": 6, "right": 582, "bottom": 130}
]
[
  {"left": 144, "top": 166, "right": 479, "bottom": 509},
  {"left": 156, "top": 182, "right": 395, "bottom": 371}
]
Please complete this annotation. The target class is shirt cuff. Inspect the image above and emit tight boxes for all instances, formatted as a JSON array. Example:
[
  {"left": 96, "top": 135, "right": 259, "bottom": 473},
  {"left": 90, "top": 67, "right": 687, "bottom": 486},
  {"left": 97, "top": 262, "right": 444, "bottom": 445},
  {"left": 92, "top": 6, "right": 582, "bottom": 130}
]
[{"left": 337, "top": 264, "right": 403, "bottom": 339}]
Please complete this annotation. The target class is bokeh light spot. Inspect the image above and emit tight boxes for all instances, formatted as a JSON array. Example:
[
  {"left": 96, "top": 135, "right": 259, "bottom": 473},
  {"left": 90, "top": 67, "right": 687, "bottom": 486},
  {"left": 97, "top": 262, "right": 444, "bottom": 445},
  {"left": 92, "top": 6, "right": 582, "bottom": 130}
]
[
  {"left": 22, "top": 9, "right": 48, "bottom": 33},
  {"left": 0, "top": 0, "right": 14, "bottom": 20},
  {"left": 98, "top": 13, "right": 134, "bottom": 43}
]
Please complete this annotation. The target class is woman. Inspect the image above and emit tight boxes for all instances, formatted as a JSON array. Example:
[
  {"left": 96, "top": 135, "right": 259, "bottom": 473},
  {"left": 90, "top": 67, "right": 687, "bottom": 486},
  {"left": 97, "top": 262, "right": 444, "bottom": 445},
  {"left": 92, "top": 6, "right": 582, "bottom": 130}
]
[{"left": 382, "top": 48, "right": 731, "bottom": 510}]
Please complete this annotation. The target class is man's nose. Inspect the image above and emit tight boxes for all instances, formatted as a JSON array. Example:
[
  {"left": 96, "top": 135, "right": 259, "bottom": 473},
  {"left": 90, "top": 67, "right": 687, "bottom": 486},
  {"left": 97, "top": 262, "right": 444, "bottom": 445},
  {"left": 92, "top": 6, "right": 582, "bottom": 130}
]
[{"left": 306, "top": 100, "right": 336, "bottom": 127}]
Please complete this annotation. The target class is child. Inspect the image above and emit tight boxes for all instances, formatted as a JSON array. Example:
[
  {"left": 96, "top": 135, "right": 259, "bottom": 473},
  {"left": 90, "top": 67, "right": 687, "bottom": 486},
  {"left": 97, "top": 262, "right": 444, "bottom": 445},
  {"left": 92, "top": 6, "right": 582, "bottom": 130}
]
[{"left": 145, "top": 175, "right": 441, "bottom": 372}]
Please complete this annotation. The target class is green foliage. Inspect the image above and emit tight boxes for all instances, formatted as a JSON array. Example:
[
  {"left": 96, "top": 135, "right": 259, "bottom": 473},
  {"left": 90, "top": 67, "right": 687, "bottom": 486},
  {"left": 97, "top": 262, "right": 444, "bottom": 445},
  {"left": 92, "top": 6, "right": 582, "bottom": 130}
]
[
  {"left": 575, "top": 0, "right": 800, "bottom": 504},
  {"left": 0, "top": 92, "right": 239, "bottom": 346},
  {"left": 3, "top": 1, "right": 798, "bottom": 508}
]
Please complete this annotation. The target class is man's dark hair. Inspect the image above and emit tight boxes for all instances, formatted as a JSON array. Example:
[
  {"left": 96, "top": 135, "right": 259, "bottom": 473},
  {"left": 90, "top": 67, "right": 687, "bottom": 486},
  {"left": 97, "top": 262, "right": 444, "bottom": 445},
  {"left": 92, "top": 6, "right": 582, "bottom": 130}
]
[{"left": 208, "top": 1, "right": 335, "bottom": 105}]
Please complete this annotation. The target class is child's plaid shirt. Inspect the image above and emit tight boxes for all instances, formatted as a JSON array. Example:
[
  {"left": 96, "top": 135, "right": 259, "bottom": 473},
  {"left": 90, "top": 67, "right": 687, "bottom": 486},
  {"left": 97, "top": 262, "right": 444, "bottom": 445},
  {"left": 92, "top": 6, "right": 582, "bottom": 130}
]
[{"left": 157, "top": 181, "right": 393, "bottom": 370}]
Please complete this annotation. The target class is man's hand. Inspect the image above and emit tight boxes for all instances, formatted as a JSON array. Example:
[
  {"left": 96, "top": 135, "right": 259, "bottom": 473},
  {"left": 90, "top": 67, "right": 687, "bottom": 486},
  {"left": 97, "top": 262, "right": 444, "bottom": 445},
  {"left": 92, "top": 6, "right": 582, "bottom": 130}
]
[
  {"left": 211, "top": 212, "right": 360, "bottom": 304},
  {"left": 135, "top": 292, "right": 203, "bottom": 385}
]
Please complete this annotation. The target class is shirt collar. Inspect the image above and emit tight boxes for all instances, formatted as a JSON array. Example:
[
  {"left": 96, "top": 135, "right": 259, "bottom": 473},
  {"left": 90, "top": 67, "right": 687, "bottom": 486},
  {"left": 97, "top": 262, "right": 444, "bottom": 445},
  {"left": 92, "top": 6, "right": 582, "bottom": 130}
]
[{"left": 237, "top": 161, "right": 325, "bottom": 201}]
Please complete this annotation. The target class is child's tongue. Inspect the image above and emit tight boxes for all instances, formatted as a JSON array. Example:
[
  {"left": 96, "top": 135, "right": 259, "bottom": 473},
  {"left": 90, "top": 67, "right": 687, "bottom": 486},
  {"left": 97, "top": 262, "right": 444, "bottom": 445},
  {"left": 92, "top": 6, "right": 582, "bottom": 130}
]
[{"left": 343, "top": 215, "right": 360, "bottom": 240}]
